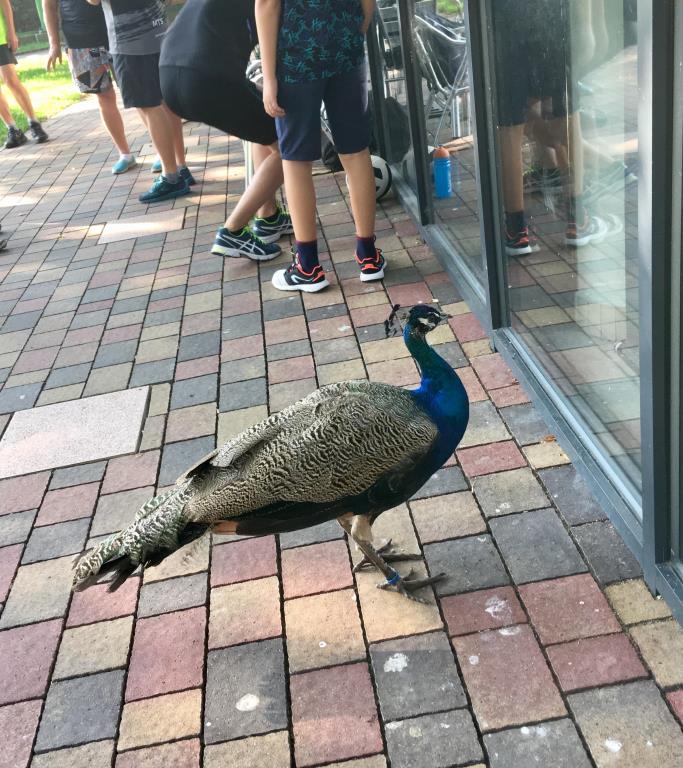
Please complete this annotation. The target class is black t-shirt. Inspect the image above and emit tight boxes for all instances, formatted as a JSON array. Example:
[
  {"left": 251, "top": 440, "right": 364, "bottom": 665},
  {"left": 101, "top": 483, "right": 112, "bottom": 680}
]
[
  {"left": 160, "top": 0, "right": 257, "bottom": 80},
  {"left": 59, "top": 0, "right": 109, "bottom": 49}
]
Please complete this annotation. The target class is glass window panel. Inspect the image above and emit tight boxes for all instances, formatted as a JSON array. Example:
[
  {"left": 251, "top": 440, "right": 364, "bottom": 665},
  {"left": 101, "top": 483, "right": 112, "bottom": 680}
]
[
  {"left": 415, "top": 0, "right": 485, "bottom": 280},
  {"left": 489, "top": 0, "right": 641, "bottom": 496}
]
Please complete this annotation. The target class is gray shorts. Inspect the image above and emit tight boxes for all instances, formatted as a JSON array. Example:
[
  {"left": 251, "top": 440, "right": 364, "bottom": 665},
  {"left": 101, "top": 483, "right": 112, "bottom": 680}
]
[{"left": 66, "top": 46, "right": 114, "bottom": 94}]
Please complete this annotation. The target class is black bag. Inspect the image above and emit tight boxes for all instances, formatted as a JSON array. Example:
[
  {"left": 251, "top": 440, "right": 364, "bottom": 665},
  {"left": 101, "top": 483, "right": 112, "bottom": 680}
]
[{"left": 320, "top": 93, "right": 410, "bottom": 171}]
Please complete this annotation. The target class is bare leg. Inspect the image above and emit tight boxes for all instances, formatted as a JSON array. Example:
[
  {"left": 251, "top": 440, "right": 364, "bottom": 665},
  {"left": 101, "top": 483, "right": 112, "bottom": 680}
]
[
  {"left": 162, "top": 103, "right": 186, "bottom": 167},
  {"left": 0, "top": 64, "right": 36, "bottom": 121},
  {"left": 282, "top": 159, "right": 317, "bottom": 242},
  {"left": 138, "top": 105, "right": 177, "bottom": 176},
  {"left": 497, "top": 123, "right": 525, "bottom": 213},
  {"left": 96, "top": 88, "right": 130, "bottom": 155},
  {"left": 226, "top": 143, "right": 283, "bottom": 231},
  {"left": 0, "top": 87, "right": 15, "bottom": 126},
  {"left": 252, "top": 142, "right": 278, "bottom": 219},
  {"left": 339, "top": 147, "right": 375, "bottom": 237}
]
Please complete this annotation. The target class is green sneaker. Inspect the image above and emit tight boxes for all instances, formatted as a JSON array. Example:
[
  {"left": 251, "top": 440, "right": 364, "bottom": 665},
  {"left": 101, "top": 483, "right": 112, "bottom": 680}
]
[{"left": 252, "top": 203, "right": 294, "bottom": 244}]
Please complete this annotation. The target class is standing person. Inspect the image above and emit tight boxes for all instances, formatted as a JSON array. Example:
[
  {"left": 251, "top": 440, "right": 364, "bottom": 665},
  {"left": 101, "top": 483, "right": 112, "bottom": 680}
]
[
  {"left": 43, "top": 0, "right": 135, "bottom": 174},
  {"left": 86, "top": 0, "right": 192, "bottom": 203},
  {"left": 0, "top": 0, "right": 49, "bottom": 148},
  {"left": 256, "top": 0, "right": 385, "bottom": 293},
  {"left": 160, "top": 0, "right": 293, "bottom": 259}
]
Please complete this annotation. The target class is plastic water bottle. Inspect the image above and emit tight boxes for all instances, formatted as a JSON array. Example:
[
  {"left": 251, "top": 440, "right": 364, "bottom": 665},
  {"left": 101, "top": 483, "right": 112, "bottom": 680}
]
[{"left": 433, "top": 146, "right": 452, "bottom": 198}]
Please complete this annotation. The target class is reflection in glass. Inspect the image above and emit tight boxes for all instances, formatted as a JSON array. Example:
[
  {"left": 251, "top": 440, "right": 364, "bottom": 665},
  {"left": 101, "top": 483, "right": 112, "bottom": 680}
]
[
  {"left": 490, "top": 0, "right": 641, "bottom": 495},
  {"left": 414, "top": 1, "right": 484, "bottom": 280}
]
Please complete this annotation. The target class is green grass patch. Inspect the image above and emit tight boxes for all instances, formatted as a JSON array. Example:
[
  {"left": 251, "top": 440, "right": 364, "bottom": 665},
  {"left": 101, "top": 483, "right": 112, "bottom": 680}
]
[{"left": 0, "top": 60, "right": 82, "bottom": 143}]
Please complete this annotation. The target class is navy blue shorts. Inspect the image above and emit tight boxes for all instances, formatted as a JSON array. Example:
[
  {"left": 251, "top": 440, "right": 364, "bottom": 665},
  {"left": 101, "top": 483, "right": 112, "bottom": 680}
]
[{"left": 276, "top": 65, "right": 371, "bottom": 161}]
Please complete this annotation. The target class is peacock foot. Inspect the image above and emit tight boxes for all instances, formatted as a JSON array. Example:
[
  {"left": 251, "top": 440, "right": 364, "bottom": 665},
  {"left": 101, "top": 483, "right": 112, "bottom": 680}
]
[
  {"left": 353, "top": 539, "right": 423, "bottom": 573},
  {"left": 376, "top": 568, "right": 446, "bottom": 603}
]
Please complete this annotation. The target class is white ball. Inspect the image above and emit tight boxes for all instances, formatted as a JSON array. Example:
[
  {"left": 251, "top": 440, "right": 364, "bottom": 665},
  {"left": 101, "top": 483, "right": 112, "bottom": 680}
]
[{"left": 372, "top": 155, "right": 392, "bottom": 200}]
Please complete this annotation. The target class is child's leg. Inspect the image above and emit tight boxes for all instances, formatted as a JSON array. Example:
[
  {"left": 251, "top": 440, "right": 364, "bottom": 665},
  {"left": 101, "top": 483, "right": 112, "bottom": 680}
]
[
  {"left": 0, "top": 64, "right": 36, "bottom": 121},
  {"left": 325, "top": 66, "right": 384, "bottom": 279},
  {"left": 226, "top": 142, "right": 283, "bottom": 231},
  {"left": 0, "top": 86, "right": 15, "bottom": 127},
  {"left": 162, "top": 102, "right": 186, "bottom": 168},
  {"left": 339, "top": 148, "right": 375, "bottom": 238},
  {"left": 282, "top": 160, "right": 317, "bottom": 242}
]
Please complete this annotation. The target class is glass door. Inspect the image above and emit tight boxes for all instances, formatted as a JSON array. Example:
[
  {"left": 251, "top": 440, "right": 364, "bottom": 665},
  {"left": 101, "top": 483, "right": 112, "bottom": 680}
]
[{"left": 487, "top": 0, "right": 642, "bottom": 502}]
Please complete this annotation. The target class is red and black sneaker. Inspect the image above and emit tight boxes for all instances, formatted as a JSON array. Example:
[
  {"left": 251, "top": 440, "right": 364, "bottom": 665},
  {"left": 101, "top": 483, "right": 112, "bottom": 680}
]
[
  {"left": 356, "top": 247, "right": 386, "bottom": 282},
  {"left": 505, "top": 226, "right": 535, "bottom": 257},
  {"left": 271, "top": 252, "right": 330, "bottom": 293}
]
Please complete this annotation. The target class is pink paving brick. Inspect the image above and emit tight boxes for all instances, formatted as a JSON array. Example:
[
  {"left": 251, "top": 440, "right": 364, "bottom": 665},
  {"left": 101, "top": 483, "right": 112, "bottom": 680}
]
[
  {"left": 519, "top": 574, "right": 621, "bottom": 645},
  {"left": 225, "top": 291, "right": 261, "bottom": 316},
  {"left": 211, "top": 536, "right": 278, "bottom": 587},
  {"left": 282, "top": 540, "right": 353, "bottom": 599},
  {"left": 12, "top": 347, "right": 58, "bottom": 374},
  {"left": 101, "top": 451, "right": 160, "bottom": 494},
  {"left": 265, "top": 316, "right": 308, "bottom": 345},
  {"left": 453, "top": 624, "right": 566, "bottom": 731},
  {"left": 667, "top": 690, "right": 683, "bottom": 726},
  {"left": 471, "top": 353, "right": 517, "bottom": 390},
  {"left": 221, "top": 334, "right": 263, "bottom": 361},
  {"left": 457, "top": 440, "right": 526, "bottom": 477},
  {"left": 67, "top": 577, "right": 140, "bottom": 627},
  {"left": 442, "top": 586, "right": 527, "bottom": 637},
  {"left": 125, "top": 607, "right": 206, "bottom": 701},
  {"left": 0, "top": 700, "right": 42, "bottom": 768},
  {"left": 101, "top": 324, "right": 142, "bottom": 345},
  {"left": 175, "top": 355, "right": 219, "bottom": 381},
  {"left": 449, "top": 312, "right": 487, "bottom": 343},
  {"left": 290, "top": 662, "right": 382, "bottom": 767},
  {"left": 189, "top": 271, "right": 223, "bottom": 286},
  {"left": 268, "top": 355, "right": 316, "bottom": 384},
  {"left": 349, "top": 303, "right": 392, "bottom": 327},
  {"left": 309, "top": 316, "right": 354, "bottom": 341},
  {"left": 36, "top": 482, "right": 100, "bottom": 526},
  {"left": 0, "top": 472, "right": 50, "bottom": 516},
  {"left": 0, "top": 544, "right": 22, "bottom": 603},
  {"left": 182, "top": 311, "right": 221, "bottom": 335},
  {"left": 0, "top": 621, "right": 62, "bottom": 705},
  {"left": 489, "top": 384, "right": 531, "bottom": 407},
  {"left": 63, "top": 325, "right": 104, "bottom": 347},
  {"left": 147, "top": 296, "right": 184, "bottom": 313},
  {"left": 115, "top": 738, "right": 201, "bottom": 768},
  {"left": 386, "top": 282, "right": 434, "bottom": 307},
  {"left": 457, "top": 366, "right": 487, "bottom": 402},
  {"left": 546, "top": 633, "right": 648, "bottom": 692}
]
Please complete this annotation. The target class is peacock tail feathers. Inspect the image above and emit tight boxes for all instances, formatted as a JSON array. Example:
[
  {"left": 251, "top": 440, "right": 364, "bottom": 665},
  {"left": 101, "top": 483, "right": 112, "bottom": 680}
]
[{"left": 72, "top": 480, "right": 205, "bottom": 591}]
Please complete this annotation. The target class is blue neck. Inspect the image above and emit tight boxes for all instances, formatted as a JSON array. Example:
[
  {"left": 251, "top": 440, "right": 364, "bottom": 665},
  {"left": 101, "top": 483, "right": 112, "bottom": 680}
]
[{"left": 405, "top": 325, "right": 469, "bottom": 427}]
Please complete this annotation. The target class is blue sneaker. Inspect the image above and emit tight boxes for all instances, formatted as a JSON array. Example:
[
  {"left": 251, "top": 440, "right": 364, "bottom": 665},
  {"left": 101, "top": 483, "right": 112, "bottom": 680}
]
[
  {"left": 252, "top": 203, "right": 294, "bottom": 244},
  {"left": 180, "top": 166, "right": 197, "bottom": 186},
  {"left": 211, "top": 227, "right": 281, "bottom": 261},
  {"left": 151, "top": 157, "right": 162, "bottom": 173},
  {"left": 139, "top": 176, "right": 190, "bottom": 203},
  {"left": 111, "top": 155, "right": 137, "bottom": 175}
]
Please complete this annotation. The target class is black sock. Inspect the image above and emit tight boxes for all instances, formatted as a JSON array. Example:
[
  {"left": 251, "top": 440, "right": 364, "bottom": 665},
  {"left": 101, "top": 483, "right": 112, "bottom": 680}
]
[
  {"left": 296, "top": 240, "right": 319, "bottom": 272},
  {"left": 505, "top": 210, "right": 526, "bottom": 235},
  {"left": 356, "top": 235, "right": 376, "bottom": 260},
  {"left": 569, "top": 195, "right": 586, "bottom": 224}
]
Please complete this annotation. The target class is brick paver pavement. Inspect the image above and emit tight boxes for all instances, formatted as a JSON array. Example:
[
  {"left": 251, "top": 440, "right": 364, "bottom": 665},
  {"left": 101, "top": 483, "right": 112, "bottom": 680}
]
[{"left": 1, "top": 99, "right": 682, "bottom": 768}]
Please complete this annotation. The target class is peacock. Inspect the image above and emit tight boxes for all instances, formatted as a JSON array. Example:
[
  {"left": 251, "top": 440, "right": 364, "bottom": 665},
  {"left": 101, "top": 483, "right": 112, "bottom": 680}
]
[{"left": 72, "top": 304, "right": 470, "bottom": 601}]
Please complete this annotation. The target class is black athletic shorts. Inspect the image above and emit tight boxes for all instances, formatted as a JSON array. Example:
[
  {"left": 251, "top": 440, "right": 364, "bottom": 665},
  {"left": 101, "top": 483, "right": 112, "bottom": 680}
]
[
  {"left": 160, "top": 66, "right": 277, "bottom": 146},
  {"left": 492, "top": 0, "right": 575, "bottom": 126},
  {"left": 113, "top": 52, "right": 163, "bottom": 109},
  {"left": 0, "top": 44, "right": 18, "bottom": 67}
]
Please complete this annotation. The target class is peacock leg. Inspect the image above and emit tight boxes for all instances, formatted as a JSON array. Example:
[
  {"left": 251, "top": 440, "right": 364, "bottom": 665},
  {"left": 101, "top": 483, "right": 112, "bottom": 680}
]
[
  {"left": 339, "top": 514, "right": 445, "bottom": 603},
  {"left": 352, "top": 543, "right": 423, "bottom": 573}
]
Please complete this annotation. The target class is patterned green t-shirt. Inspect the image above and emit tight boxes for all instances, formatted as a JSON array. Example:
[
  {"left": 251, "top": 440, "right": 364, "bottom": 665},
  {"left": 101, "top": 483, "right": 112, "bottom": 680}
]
[
  {"left": 277, "top": 0, "right": 365, "bottom": 83},
  {"left": 0, "top": 8, "right": 7, "bottom": 47}
]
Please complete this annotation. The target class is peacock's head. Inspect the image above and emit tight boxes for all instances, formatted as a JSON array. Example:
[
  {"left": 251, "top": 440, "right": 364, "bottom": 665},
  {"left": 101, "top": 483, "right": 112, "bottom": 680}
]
[{"left": 385, "top": 303, "right": 451, "bottom": 338}]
